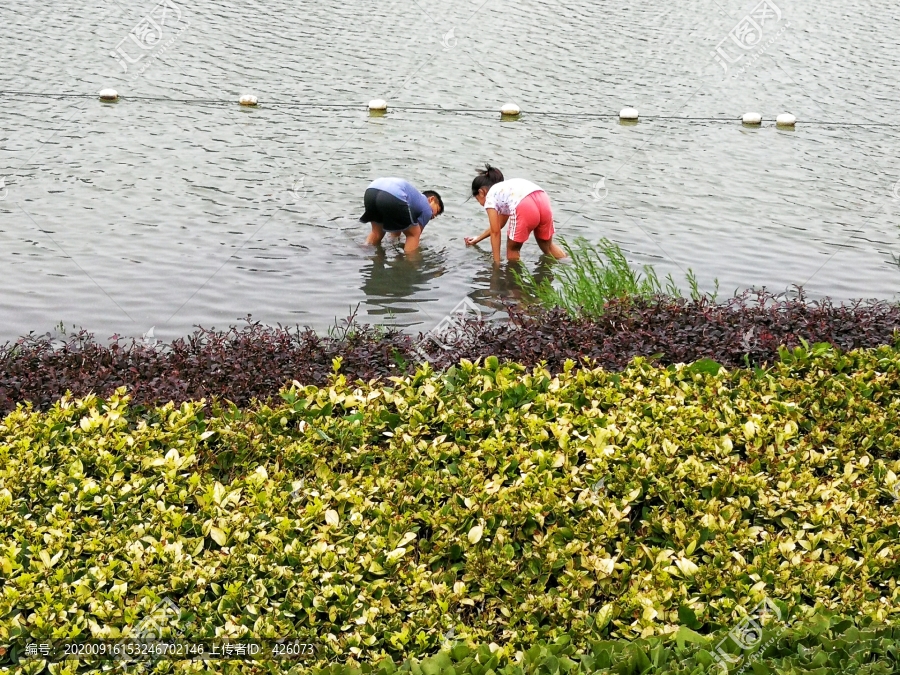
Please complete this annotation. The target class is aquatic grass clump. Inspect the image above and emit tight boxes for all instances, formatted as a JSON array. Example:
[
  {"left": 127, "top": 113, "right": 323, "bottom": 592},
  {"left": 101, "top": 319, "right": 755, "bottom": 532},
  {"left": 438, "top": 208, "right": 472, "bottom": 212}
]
[
  {"left": 2, "top": 345, "right": 900, "bottom": 670},
  {"left": 516, "top": 237, "right": 718, "bottom": 317}
]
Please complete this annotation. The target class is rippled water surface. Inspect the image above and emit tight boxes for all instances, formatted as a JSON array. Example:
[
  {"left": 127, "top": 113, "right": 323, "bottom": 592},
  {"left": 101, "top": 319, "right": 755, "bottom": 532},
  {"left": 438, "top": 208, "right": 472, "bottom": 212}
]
[{"left": 2, "top": 0, "right": 899, "bottom": 343}]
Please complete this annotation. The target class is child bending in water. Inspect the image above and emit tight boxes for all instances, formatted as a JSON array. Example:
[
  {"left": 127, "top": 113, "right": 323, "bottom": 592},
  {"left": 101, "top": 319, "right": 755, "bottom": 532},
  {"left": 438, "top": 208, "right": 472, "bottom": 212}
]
[
  {"left": 464, "top": 165, "right": 566, "bottom": 264},
  {"left": 361, "top": 177, "right": 443, "bottom": 254}
]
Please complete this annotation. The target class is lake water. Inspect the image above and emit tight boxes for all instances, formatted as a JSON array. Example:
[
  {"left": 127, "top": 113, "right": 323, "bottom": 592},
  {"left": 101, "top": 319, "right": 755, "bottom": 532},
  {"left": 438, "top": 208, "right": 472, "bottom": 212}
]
[{"left": 2, "top": 0, "right": 899, "bottom": 344}]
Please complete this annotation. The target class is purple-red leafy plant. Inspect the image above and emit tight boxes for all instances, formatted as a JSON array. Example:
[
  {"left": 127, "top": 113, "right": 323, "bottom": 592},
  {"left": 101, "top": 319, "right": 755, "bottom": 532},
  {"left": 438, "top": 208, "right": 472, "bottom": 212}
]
[{"left": 1, "top": 291, "right": 899, "bottom": 414}]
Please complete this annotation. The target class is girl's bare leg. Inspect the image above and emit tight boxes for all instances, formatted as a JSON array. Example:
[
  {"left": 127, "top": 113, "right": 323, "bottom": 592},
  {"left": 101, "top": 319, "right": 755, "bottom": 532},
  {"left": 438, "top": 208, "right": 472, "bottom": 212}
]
[
  {"left": 536, "top": 237, "right": 567, "bottom": 259},
  {"left": 506, "top": 238, "right": 523, "bottom": 262}
]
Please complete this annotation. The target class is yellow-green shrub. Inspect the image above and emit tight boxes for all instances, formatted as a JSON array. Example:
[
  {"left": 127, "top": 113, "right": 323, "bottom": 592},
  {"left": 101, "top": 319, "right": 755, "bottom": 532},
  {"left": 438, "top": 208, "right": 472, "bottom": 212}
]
[{"left": 1, "top": 345, "right": 900, "bottom": 670}]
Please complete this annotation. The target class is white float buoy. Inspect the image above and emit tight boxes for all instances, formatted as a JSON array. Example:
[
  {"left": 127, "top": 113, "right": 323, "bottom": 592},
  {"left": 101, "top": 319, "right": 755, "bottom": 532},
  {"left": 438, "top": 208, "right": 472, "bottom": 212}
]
[
  {"left": 619, "top": 107, "right": 639, "bottom": 120},
  {"left": 98, "top": 88, "right": 118, "bottom": 102},
  {"left": 500, "top": 103, "right": 520, "bottom": 116},
  {"left": 742, "top": 112, "right": 762, "bottom": 125},
  {"left": 368, "top": 99, "right": 387, "bottom": 111},
  {"left": 239, "top": 95, "right": 258, "bottom": 106},
  {"left": 776, "top": 113, "right": 796, "bottom": 126}
]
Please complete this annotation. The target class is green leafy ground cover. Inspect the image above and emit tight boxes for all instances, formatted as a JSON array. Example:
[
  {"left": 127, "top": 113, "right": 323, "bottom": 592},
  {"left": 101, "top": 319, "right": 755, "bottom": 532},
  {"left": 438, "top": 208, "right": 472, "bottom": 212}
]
[
  {"left": 2, "top": 344, "right": 900, "bottom": 673},
  {"left": 325, "top": 618, "right": 900, "bottom": 674}
]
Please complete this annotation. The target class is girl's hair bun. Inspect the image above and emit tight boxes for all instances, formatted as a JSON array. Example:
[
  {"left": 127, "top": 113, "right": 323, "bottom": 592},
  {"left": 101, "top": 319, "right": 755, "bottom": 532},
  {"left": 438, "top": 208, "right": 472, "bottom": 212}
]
[{"left": 472, "top": 164, "right": 504, "bottom": 196}]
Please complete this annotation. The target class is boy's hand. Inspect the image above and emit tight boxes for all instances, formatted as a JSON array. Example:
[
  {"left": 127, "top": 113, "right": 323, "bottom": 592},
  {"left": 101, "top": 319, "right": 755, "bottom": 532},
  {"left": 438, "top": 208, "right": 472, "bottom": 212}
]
[{"left": 464, "top": 237, "right": 476, "bottom": 246}]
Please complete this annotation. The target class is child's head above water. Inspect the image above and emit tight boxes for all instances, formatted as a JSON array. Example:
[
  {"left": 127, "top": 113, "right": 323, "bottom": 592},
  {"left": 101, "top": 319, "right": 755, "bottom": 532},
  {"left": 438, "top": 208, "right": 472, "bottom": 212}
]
[
  {"left": 471, "top": 164, "right": 504, "bottom": 205},
  {"left": 423, "top": 190, "right": 444, "bottom": 217}
]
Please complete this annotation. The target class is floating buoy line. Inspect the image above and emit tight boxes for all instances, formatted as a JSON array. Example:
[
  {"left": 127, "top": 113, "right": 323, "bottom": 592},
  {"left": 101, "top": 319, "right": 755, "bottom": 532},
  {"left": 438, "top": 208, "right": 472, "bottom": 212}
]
[
  {"left": 776, "top": 113, "right": 797, "bottom": 127},
  {"left": 742, "top": 112, "right": 762, "bottom": 125},
  {"left": 2, "top": 90, "right": 899, "bottom": 127}
]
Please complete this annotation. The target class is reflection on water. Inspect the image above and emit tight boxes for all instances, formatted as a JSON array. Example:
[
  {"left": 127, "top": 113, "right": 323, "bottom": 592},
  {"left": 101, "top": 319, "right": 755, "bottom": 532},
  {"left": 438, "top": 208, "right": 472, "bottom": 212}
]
[
  {"left": 359, "top": 238, "right": 559, "bottom": 328},
  {"left": 360, "top": 243, "right": 448, "bottom": 319},
  {"left": 468, "top": 257, "right": 557, "bottom": 315}
]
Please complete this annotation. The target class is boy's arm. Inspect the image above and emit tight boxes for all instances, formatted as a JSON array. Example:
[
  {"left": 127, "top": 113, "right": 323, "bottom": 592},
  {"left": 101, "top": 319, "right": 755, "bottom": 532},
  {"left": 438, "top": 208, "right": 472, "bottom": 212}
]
[
  {"left": 403, "top": 225, "right": 422, "bottom": 254},
  {"left": 414, "top": 190, "right": 432, "bottom": 228}
]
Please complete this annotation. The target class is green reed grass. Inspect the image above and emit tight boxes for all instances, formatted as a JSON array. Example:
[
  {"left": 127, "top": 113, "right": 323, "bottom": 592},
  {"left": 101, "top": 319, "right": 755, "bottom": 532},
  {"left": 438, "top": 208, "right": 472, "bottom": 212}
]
[{"left": 516, "top": 237, "right": 718, "bottom": 317}]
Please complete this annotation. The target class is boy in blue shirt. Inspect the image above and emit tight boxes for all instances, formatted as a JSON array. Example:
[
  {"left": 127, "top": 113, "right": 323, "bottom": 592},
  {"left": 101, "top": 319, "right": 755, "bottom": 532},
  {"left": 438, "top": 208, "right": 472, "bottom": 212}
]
[{"left": 361, "top": 178, "right": 444, "bottom": 253}]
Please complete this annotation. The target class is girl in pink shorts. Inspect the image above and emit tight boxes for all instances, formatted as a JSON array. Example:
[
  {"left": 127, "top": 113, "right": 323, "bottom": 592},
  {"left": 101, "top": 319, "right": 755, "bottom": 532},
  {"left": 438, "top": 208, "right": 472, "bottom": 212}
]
[{"left": 464, "top": 164, "right": 567, "bottom": 264}]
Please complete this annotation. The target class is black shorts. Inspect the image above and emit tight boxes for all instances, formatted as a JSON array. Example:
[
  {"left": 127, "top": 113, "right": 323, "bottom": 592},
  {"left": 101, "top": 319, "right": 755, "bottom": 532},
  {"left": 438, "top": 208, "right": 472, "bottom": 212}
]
[{"left": 359, "top": 188, "right": 418, "bottom": 232}]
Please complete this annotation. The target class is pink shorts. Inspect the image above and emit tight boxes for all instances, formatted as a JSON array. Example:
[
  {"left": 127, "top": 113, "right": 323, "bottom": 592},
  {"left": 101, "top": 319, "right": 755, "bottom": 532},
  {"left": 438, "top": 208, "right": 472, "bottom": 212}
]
[{"left": 508, "top": 190, "right": 554, "bottom": 244}]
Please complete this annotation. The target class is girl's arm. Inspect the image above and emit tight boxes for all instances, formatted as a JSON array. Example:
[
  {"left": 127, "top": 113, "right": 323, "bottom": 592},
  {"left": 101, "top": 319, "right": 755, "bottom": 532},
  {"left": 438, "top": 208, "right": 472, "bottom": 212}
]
[
  {"left": 465, "top": 215, "right": 508, "bottom": 247},
  {"left": 465, "top": 226, "right": 491, "bottom": 246},
  {"left": 488, "top": 208, "right": 504, "bottom": 264}
]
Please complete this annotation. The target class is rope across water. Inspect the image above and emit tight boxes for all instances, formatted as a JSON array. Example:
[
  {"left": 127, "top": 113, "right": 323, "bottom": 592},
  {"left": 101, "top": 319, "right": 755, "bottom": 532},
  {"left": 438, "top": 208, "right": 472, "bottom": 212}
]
[{"left": 3, "top": 90, "right": 900, "bottom": 127}]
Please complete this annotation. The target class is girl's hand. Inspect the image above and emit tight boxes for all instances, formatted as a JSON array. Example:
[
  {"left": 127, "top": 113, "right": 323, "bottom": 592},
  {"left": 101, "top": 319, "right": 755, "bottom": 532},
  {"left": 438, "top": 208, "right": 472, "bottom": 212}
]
[{"left": 464, "top": 237, "right": 476, "bottom": 246}]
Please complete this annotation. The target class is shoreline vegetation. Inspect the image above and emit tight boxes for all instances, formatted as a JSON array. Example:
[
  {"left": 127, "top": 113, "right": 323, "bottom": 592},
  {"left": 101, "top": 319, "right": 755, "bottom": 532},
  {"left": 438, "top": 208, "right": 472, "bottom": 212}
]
[
  {"left": 2, "top": 240, "right": 900, "bottom": 672},
  {"left": 2, "top": 347, "right": 900, "bottom": 672},
  {"left": 2, "top": 289, "right": 900, "bottom": 415},
  {"left": 2, "top": 238, "right": 898, "bottom": 414}
]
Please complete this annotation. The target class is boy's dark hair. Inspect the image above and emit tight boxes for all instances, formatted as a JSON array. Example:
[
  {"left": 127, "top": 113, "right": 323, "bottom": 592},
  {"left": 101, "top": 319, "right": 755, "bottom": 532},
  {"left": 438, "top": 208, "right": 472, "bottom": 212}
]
[
  {"left": 471, "top": 164, "right": 504, "bottom": 197},
  {"left": 423, "top": 190, "right": 444, "bottom": 215}
]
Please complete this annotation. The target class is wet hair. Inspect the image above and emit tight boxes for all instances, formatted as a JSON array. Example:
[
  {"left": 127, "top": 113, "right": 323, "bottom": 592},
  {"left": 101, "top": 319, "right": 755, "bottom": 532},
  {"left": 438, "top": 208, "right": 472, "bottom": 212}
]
[
  {"left": 423, "top": 190, "right": 444, "bottom": 215},
  {"left": 471, "top": 164, "right": 504, "bottom": 197}
]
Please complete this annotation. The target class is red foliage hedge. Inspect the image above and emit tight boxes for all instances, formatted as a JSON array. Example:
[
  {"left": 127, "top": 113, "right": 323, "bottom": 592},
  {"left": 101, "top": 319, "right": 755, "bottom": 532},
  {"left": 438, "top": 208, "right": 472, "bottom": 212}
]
[{"left": 2, "top": 291, "right": 898, "bottom": 414}]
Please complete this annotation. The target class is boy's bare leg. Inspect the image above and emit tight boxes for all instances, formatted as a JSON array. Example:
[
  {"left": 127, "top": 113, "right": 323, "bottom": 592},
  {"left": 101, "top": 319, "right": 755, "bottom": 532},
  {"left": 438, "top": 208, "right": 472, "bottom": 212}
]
[
  {"left": 506, "top": 238, "right": 523, "bottom": 262},
  {"left": 366, "top": 223, "right": 386, "bottom": 245},
  {"left": 536, "top": 237, "right": 567, "bottom": 259}
]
